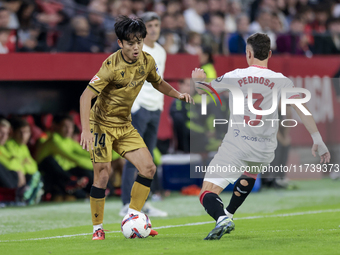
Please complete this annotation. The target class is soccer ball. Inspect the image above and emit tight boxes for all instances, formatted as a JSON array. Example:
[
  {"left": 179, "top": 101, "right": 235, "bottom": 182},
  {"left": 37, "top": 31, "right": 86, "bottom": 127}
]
[{"left": 121, "top": 212, "right": 152, "bottom": 239}]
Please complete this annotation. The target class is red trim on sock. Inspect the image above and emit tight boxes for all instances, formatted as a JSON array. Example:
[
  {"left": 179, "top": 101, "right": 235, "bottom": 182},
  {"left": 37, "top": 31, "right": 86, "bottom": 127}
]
[
  {"left": 199, "top": 191, "right": 212, "bottom": 205},
  {"left": 244, "top": 172, "right": 258, "bottom": 179}
]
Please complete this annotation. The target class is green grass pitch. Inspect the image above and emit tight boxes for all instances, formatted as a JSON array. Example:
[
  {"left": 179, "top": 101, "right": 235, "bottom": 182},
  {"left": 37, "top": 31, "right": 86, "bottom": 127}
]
[{"left": 1, "top": 179, "right": 339, "bottom": 255}]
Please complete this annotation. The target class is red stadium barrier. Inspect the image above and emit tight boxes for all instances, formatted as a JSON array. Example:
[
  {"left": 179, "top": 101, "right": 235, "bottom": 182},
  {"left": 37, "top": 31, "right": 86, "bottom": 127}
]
[{"left": 0, "top": 54, "right": 338, "bottom": 145}]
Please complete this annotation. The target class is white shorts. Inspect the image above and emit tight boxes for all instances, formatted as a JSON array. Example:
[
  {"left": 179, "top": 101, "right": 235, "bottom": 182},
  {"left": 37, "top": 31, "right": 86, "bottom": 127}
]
[{"left": 204, "top": 152, "right": 269, "bottom": 189}]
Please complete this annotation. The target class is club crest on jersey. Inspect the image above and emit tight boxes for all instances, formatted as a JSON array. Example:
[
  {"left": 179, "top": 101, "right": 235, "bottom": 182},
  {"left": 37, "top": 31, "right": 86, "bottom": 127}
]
[
  {"left": 216, "top": 74, "right": 224, "bottom": 82},
  {"left": 90, "top": 75, "right": 100, "bottom": 84},
  {"left": 138, "top": 65, "right": 145, "bottom": 76}
]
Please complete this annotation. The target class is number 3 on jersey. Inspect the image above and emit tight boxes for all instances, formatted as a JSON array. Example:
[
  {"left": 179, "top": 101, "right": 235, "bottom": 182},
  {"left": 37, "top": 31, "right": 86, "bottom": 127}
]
[
  {"left": 244, "top": 93, "right": 264, "bottom": 126},
  {"left": 94, "top": 133, "right": 106, "bottom": 147}
]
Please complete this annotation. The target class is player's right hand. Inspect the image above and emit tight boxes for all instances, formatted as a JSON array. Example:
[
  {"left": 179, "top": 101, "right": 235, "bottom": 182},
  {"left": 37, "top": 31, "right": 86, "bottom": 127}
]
[
  {"left": 312, "top": 144, "right": 331, "bottom": 163},
  {"left": 192, "top": 68, "right": 206, "bottom": 82},
  {"left": 80, "top": 130, "right": 94, "bottom": 151}
]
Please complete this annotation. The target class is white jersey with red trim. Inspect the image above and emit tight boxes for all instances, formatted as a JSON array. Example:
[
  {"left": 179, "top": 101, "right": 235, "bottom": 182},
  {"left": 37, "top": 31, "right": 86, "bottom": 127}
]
[{"left": 210, "top": 65, "right": 299, "bottom": 162}]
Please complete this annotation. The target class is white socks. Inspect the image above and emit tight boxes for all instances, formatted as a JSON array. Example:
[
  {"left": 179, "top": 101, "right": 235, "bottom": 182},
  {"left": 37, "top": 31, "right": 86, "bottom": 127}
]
[
  {"left": 225, "top": 209, "right": 234, "bottom": 219},
  {"left": 217, "top": 216, "right": 226, "bottom": 224},
  {"left": 217, "top": 210, "right": 234, "bottom": 224},
  {"left": 128, "top": 208, "right": 140, "bottom": 215},
  {"left": 93, "top": 223, "right": 103, "bottom": 233}
]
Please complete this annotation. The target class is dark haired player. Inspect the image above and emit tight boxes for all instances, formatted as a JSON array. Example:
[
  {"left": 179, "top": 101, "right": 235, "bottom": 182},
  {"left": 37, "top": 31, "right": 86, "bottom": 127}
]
[
  {"left": 80, "top": 16, "right": 192, "bottom": 240},
  {"left": 192, "top": 33, "right": 331, "bottom": 240}
]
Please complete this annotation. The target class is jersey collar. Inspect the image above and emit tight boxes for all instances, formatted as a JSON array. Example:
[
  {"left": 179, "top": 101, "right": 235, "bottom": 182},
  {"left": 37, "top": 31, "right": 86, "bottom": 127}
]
[
  {"left": 120, "top": 50, "right": 138, "bottom": 65},
  {"left": 251, "top": 65, "right": 268, "bottom": 69}
]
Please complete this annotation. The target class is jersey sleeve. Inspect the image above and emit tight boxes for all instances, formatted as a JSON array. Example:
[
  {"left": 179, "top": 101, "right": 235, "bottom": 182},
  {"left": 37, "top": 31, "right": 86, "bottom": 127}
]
[
  {"left": 146, "top": 56, "right": 162, "bottom": 86},
  {"left": 87, "top": 58, "right": 114, "bottom": 96},
  {"left": 209, "top": 70, "right": 237, "bottom": 93},
  {"left": 284, "top": 78, "right": 300, "bottom": 99}
]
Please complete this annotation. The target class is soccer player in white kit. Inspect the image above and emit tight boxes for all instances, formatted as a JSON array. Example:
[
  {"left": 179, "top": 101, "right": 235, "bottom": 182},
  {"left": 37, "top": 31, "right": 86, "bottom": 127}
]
[{"left": 192, "top": 33, "right": 331, "bottom": 240}]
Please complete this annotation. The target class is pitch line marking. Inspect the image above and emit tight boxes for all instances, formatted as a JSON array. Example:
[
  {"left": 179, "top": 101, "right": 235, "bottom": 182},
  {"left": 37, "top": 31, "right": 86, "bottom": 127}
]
[{"left": 1, "top": 208, "right": 339, "bottom": 243}]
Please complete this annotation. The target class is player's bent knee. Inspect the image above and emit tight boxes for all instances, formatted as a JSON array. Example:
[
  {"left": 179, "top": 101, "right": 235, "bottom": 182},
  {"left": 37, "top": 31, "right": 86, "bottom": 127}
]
[{"left": 142, "top": 163, "right": 156, "bottom": 179}]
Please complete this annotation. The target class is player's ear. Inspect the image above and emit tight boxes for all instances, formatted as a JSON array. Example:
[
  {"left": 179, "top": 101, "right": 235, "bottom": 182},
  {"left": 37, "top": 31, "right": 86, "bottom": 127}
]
[
  {"left": 246, "top": 49, "right": 251, "bottom": 59},
  {"left": 117, "top": 39, "right": 123, "bottom": 48},
  {"left": 268, "top": 50, "right": 272, "bottom": 59}
]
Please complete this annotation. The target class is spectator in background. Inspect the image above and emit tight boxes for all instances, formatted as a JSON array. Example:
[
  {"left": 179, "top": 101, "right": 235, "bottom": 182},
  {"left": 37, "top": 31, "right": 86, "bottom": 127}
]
[
  {"left": 224, "top": 0, "right": 242, "bottom": 34},
  {"left": 0, "top": 0, "right": 21, "bottom": 29},
  {"left": 0, "top": 28, "right": 10, "bottom": 53},
  {"left": 185, "top": 31, "right": 202, "bottom": 55},
  {"left": 153, "top": 1, "right": 166, "bottom": 18},
  {"left": 110, "top": 0, "right": 132, "bottom": 17},
  {"left": 201, "top": 12, "right": 227, "bottom": 55},
  {"left": 169, "top": 79, "right": 191, "bottom": 153},
  {"left": 36, "top": 114, "right": 92, "bottom": 200},
  {"left": 68, "top": 16, "right": 98, "bottom": 52},
  {"left": 202, "top": 0, "right": 222, "bottom": 24},
  {"left": 0, "top": 118, "right": 26, "bottom": 190},
  {"left": 282, "top": 0, "right": 298, "bottom": 20},
  {"left": 131, "top": 0, "right": 146, "bottom": 16},
  {"left": 174, "top": 11, "right": 188, "bottom": 45},
  {"left": 0, "top": 6, "right": 10, "bottom": 28},
  {"left": 5, "top": 118, "right": 43, "bottom": 204},
  {"left": 159, "top": 13, "right": 183, "bottom": 54},
  {"left": 250, "top": 0, "right": 289, "bottom": 32},
  {"left": 276, "top": 16, "right": 310, "bottom": 55},
  {"left": 87, "top": 0, "right": 107, "bottom": 52},
  {"left": 228, "top": 13, "right": 250, "bottom": 54},
  {"left": 184, "top": 0, "right": 206, "bottom": 34},
  {"left": 35, "top": 0, "right": 75, "bottom": 50},
  {"left": 271, "top": 13, "right": 285, "bottom": 35},
  {"left": 199, "top": 46, "right": 217, "bottom": 79},
  {"left": 166, "top": 0, "right": 182, "bottom": 15},
  {"left": 0, "top": 6, "right": 16, "bottom": 52},
  {"left": 300, "top": 6, "right": 315, "bottom": 28},
  {"left": 314, "top": 18, "right": 340, "bottom": 55},
  {"left": 249, "top": 9, "right": 277, "bottom": 50},
  {"left": 307, "top": 4, "right": 330, "bottom": 34},
  {"left": 16, "top": 0, "right": 40, "bottom": 52}
]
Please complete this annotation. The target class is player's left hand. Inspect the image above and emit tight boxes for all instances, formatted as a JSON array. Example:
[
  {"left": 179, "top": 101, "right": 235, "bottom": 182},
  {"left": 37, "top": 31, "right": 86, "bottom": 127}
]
[
  {"left": 178, "top": 93, "right": 194, "bottom": 104},
  {"left": 312, "top": 144, "right": 331, "bottom": 163}
]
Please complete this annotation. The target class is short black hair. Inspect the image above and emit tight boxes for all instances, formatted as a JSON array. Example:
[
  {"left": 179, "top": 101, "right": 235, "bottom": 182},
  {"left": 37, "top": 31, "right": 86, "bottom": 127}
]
[
  {"left": 246, "top": 33, "right": 270, "bottom": 61},
  {"left": 10, "top": 117, "right": 29, "bottom": 131},
  {"left": 114, "top": 15, "right": 146, "bottom": 42},
  {"left": 53, "top": 114, "right": 73, "bottom": 125}
]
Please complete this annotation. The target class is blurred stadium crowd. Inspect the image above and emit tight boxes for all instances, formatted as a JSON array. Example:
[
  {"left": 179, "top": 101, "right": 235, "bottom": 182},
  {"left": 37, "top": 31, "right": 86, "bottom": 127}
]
[
  {"left": 0, "top": 113, "right": 132, "bottom": 205},
  {"left": 0, "top": 0, "right": 340, "bottom": 55}
]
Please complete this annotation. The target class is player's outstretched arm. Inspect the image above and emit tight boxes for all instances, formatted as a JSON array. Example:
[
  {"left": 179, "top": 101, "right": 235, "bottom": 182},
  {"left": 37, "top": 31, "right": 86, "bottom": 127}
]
[
  {"left": 152, "top": 79, "right": 193, "bottom": 104},
  {"left": 192, "top": 68, "right": 207, "bottom": 95},
  {"left": 80, "top": 87, "right": 97, "bottom": 151},
  {"left": 291, "top": 103, "right": 331, "bottom": 163}
]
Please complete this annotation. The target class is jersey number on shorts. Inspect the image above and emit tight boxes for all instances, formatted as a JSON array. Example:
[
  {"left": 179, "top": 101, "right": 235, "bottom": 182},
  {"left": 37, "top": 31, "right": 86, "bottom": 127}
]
[
  {"left": 94, "top": 133, "right": 106, "bottom": 147},
  {"left": 244, "top": 93, "right": 264, "bottom": 126}
]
